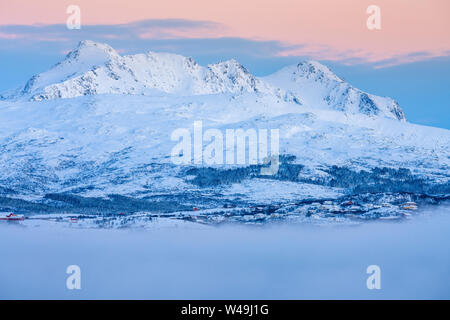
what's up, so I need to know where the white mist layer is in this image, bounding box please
[1,204,449,299]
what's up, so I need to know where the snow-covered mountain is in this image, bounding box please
[0,41,448,219]
[5,40,402,121]
[264,61,406,121]
[10,40,277,101]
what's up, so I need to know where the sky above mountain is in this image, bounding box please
[1,0,449,64]
[0,0,449,128]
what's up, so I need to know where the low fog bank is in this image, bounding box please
[1,205,450,299]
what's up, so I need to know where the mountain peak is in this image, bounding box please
[65,40,119,62]
[218,58,241,66]
[78,40,107,47]
[17,41,120,98]
[264,60,406,121]
[296,60,343,82]
[210,59,249,73]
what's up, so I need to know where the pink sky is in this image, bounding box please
[1,0,449,65]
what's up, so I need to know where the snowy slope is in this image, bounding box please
[0,41,448,214]
[0,92,448,201]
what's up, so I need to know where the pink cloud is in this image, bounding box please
[0,0,449,66]
[0,32,25,39]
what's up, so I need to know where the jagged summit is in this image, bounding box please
[18,40,120,98]
[297,60,344,82]
[4,40,405,121]
[206,59,269,94]
[64,40,120,62]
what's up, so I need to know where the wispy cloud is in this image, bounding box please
[0,19,227,43]
[1,0,449,68]
[0,19,298,61]
[278,45,450,69]
[0,18,449,69]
